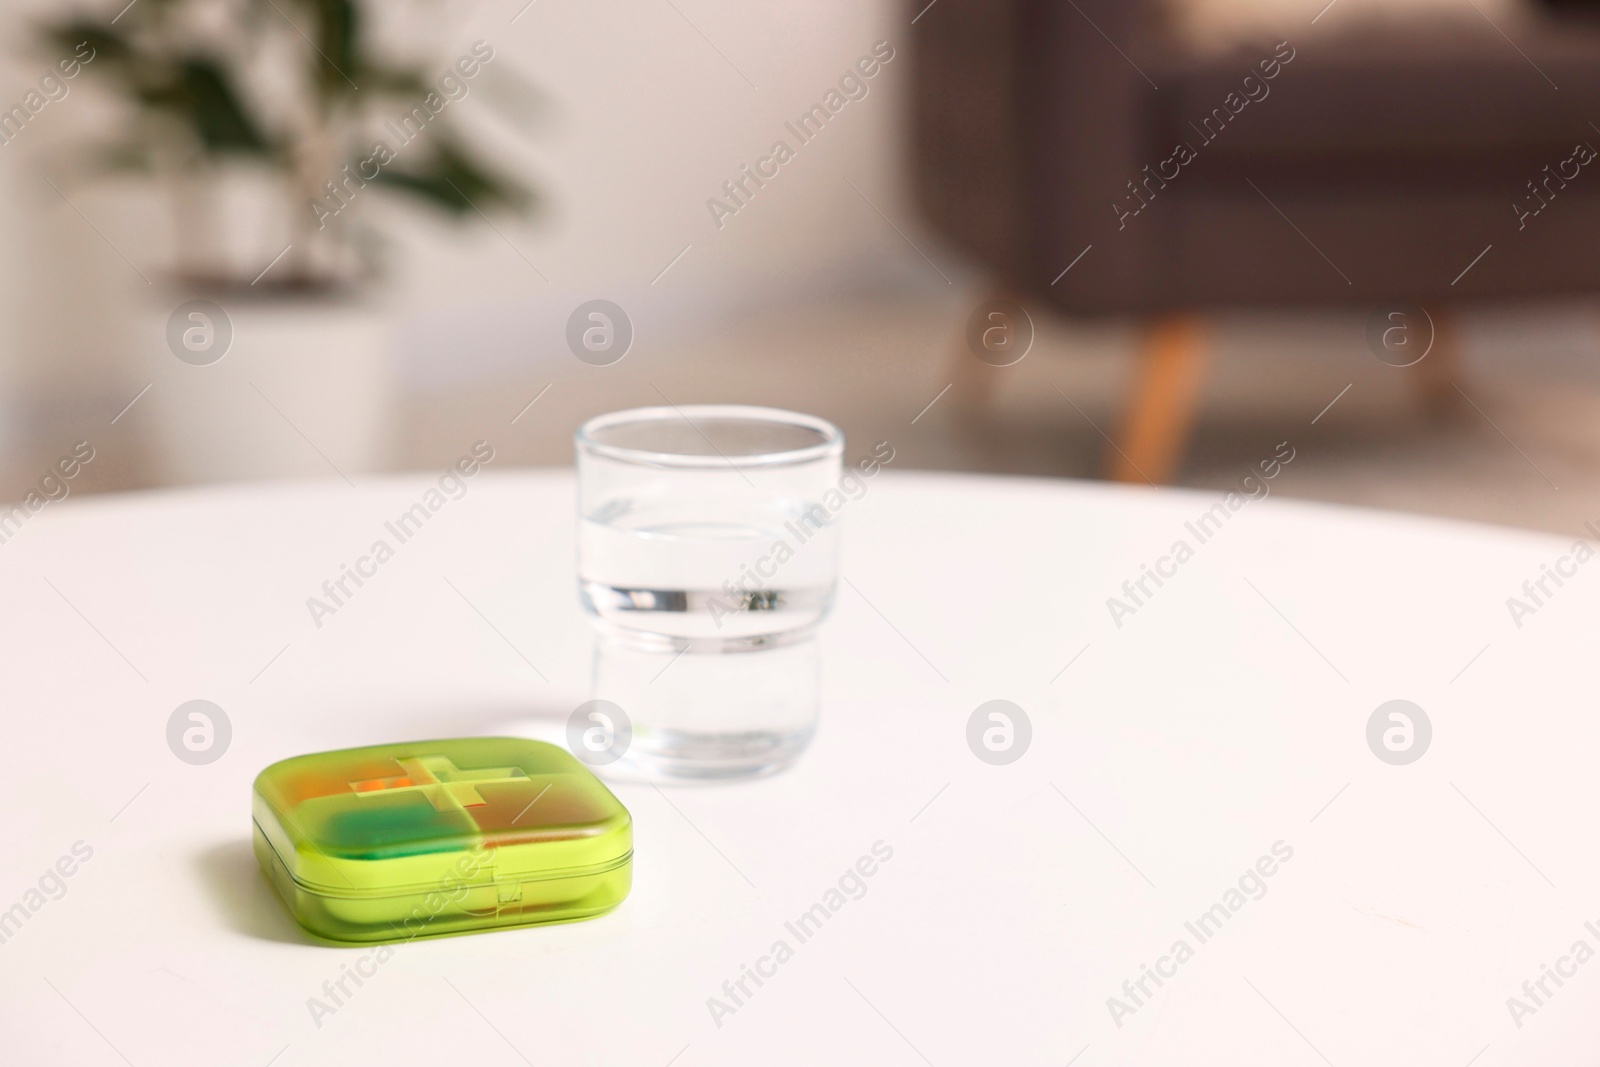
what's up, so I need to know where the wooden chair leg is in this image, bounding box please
[1413,309,1463,419]
[1105,315,1208,484]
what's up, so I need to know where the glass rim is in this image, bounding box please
[574,405,844,470]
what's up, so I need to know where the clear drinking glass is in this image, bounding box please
[575,405,845,652]
[591,636,820,780]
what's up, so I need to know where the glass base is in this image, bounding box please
[608,727,815,782]
[588,620,822,654]
[587,633,821,781]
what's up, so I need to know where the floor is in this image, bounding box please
[398,291,1600,539]
[10,288,1597,539]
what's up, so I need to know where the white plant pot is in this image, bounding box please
[141,296,394,486]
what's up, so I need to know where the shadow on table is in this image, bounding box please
[193,839,318,946]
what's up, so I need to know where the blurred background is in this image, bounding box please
[3,0,1600,534]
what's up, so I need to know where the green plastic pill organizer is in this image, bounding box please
[252,737,632,942]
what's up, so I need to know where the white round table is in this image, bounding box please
[2,470,1595,1066]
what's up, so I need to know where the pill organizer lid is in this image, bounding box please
[252,737,631,894]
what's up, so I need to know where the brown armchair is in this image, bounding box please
[911,0,1600,480]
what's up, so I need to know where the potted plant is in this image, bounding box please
[38,0,535,483]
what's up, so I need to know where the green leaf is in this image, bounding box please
[365,169,468,212]
[39,22,133,67]
[357,63,433,98]
[369,139,535,218]
[322,0,360,72]
[308,0,361,101]
[180,58,271,153]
